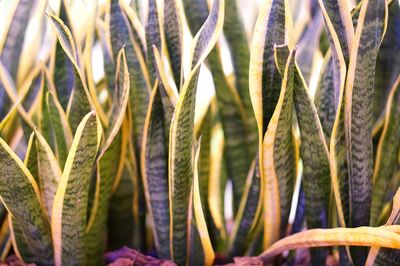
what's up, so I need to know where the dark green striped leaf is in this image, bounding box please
[141,82,170,259]
[146,0,162,85]
[370,75,400,225]
[293,60,331,265]
[163,0,183,88]
[373,0,400,124]
[168,0,224,263]
[52,111,102,265]
[47,14,94,133]
[261,49,296,248]
[0,138,54,265]
[109,0,150,154]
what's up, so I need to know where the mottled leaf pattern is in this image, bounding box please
[168,0,224,263]
[0,138,54,265]
[52,112,101,266]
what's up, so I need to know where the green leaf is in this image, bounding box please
[370,75,400,225]
[223,0,256,137]
[0,0,33,78]
[367,188,400,265]
[109,0,150,153]
[34,129,62,219]
[262,48,296,249]
[47,14,94,133]
[228,159,262,257]
[343,0,387,262]
[168,0,224,263]
[0,138,54,265]
[163,0,183,88]
[141,83,170,259]
[46,91,73,168]
[293,58,331,265]
[373,0,400,124]
[249,0,291,137]
[188,138,215,266]
[145,0,162,85]
[344,0,387,227]
[208,47,252,213]
[51,111,102,266]
[52,0,75,109]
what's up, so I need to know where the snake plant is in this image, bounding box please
[0,0,399,265]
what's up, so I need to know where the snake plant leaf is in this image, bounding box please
[188,139,215,266]
[208,114,228,251]
[141,81,170,259]
[9,215,35,263]
[296,11,324,85]
[121,3,147,60]
[0,138,54,265]
[39,71,54,152]
[195,107,212,229]
[367,188,400,265]
[153,46,177,133]
[169,0,224,263]
[96,19,116,96]
[52,0,75,109]
[373,0,400,124]
[107,160,141,251]
[314,54,336,141]
[10,133,42,263]
[0,0,35,81]
[249,0,292,138]
[25,133,39,184]
[318,0,354,61]
[344,0,387,263]
[109,0,150,153]
[260,226,400,262]
[208,47,252,213]
[262,48,296,249]
[182,0,209,35]
[51,111,102,266]
[0,61,35,134]
[85,129,128,265]
[293,61,331,265]
[183,0,253,212]
[223,0,257,139]
[344,0,387,228]
[145,0,162,85]
[34,129,62,219]
[163,0,183,88]
[228,158,262,257]
[86,48,130,263]
[370,75,400,225]
[47,14,94,133]
[46,91,73,168]
[317,0,352,231]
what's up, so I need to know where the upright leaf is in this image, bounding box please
[293,59,331,264]
[34,129,62,219]
[163,0,183,88]
[86,48,130,264]
[168,0,224,263]
[344,0,387,263]
[188,139,215,266]
[262,49,296,248]
[0,138,54,265]
[141,82,170,259]
[109,0,150,153]
[47,14,94,132]
[370,75,400,225]
[373,0,400,123]
[52,112,102,266]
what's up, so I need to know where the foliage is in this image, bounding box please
[0,0,399,265]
